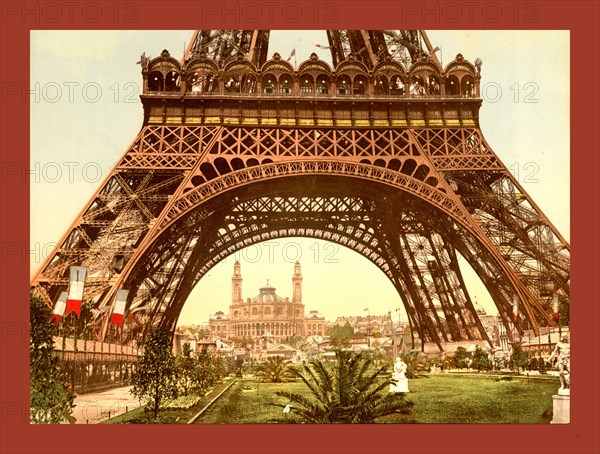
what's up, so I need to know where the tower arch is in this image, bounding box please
[30,30,569,354]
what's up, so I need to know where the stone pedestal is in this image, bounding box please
[550,394,570,424]
[397,377,410,393]
[389,377,410,393]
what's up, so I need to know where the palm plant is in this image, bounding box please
[256,356,295,383]
[399,351,429,378]
[273,350,413,423]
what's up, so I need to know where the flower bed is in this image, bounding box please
[162,394,202,410]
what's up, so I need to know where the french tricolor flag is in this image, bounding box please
[52,292,68,324]
[65,266,87,317]
[110,289,129,328]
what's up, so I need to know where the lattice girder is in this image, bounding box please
[441,169,570,320]
[186,30,432,70]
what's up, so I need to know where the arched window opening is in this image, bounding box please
[148,71,164,91]
[214,157,233,175]
[425,176,439,187]
[262,74,276,94]
[279,75,292,94]
[316,75,330,94]
[353,75,368,95]
[390,75,405,95]
[224,75,241,92]
[410,75,426,96]
[336,75,351,95]
[414,164,430,181]
[188,71,217,93]
[374,75,389,95]
[445,75,459,96]
[230,157,245,170]
[300,75,314,94]
[461,75,475,97]
[401,158,417,175]
[241,74,257,93]
[388,159,401,171]
[428,75,441,95]
[165,71,180,92]
[200,162,218,181]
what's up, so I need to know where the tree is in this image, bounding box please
[326,322,355,348]
[470,346,492,371]
[509,343,529,372]
[213,355,228,379]
[273,350,413,423]
[193,351,221,392]
[256,356,295,383]
[131,329,178,419]
[175,343,195,395]
[30,297,76,424]
[452,346,469,369]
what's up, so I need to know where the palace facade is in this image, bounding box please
[208,261,327,343]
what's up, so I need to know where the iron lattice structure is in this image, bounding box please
[31,30,569,351]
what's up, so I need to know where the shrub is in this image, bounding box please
[30,297,76,424]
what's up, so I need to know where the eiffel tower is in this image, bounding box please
[30,30,570,351]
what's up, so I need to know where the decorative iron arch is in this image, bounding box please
[113,172,543,351]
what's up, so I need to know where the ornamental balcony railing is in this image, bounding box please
[142,90,480,101]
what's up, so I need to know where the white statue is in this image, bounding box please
[548,335,570,395]
[389,357,410,393]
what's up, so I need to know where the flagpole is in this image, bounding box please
[73,310,78,355]
[62,316,67,361]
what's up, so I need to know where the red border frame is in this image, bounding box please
[2,1,599,453]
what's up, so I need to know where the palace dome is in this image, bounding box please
[250,281,286,303]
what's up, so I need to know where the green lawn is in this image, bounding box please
[195,373,559,424]
[388,373,558,424]
[194,379,313,424]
